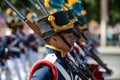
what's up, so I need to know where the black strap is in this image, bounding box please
[60,35,72,48]
[81,32,87,40]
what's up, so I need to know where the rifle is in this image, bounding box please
[68,48,96,80]
[89,46,112,73]
[5,0,41,36]
[79,31,112,74]
[28,0,48,16]
[37,0,49,16]
[65,57,89,80]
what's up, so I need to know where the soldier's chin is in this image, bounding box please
[66,47,73,52]
[70,46,74,51]
[66,44,74,52]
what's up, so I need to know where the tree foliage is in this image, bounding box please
[82,0,120,25]
[109,0,120,25]
[82,0,100,22]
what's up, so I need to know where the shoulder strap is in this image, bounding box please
[27,54,58,80]
[55,62,72,80]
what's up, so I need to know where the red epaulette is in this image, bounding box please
[73,45,80,55]
[27,54,58,80]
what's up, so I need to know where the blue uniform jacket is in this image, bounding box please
[30,45,76,80]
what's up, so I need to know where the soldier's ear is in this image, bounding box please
[48,35,58,46]
[52,35,58,42]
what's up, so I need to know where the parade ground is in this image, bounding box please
[98,47,120,80]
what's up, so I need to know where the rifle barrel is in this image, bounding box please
[5,0,25,20]
[37,0,49,16]
[5,0,41,36]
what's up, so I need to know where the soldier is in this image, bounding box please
[28,11,79,80]
[66,10,96,80]
[0,37,12,80]
[0,16,13,80]
[3,19,27,80]
[66,9,113,80]
[25,33,40,68]
[15,19,28,77]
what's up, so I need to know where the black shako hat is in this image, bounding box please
[67,10,88,31]
[36,11,76,39]
[67,10,78,23]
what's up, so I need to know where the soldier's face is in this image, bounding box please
[55,33,75,52]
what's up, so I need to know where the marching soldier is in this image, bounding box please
[66,10,96,80]
[0,37,12,80]
[3,19,27,80]
[28,11,81,80]
[67,9,113,80]
[0,16,13,80]
[25,33,40,68]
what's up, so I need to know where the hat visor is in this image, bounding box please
[59,28,77,34]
